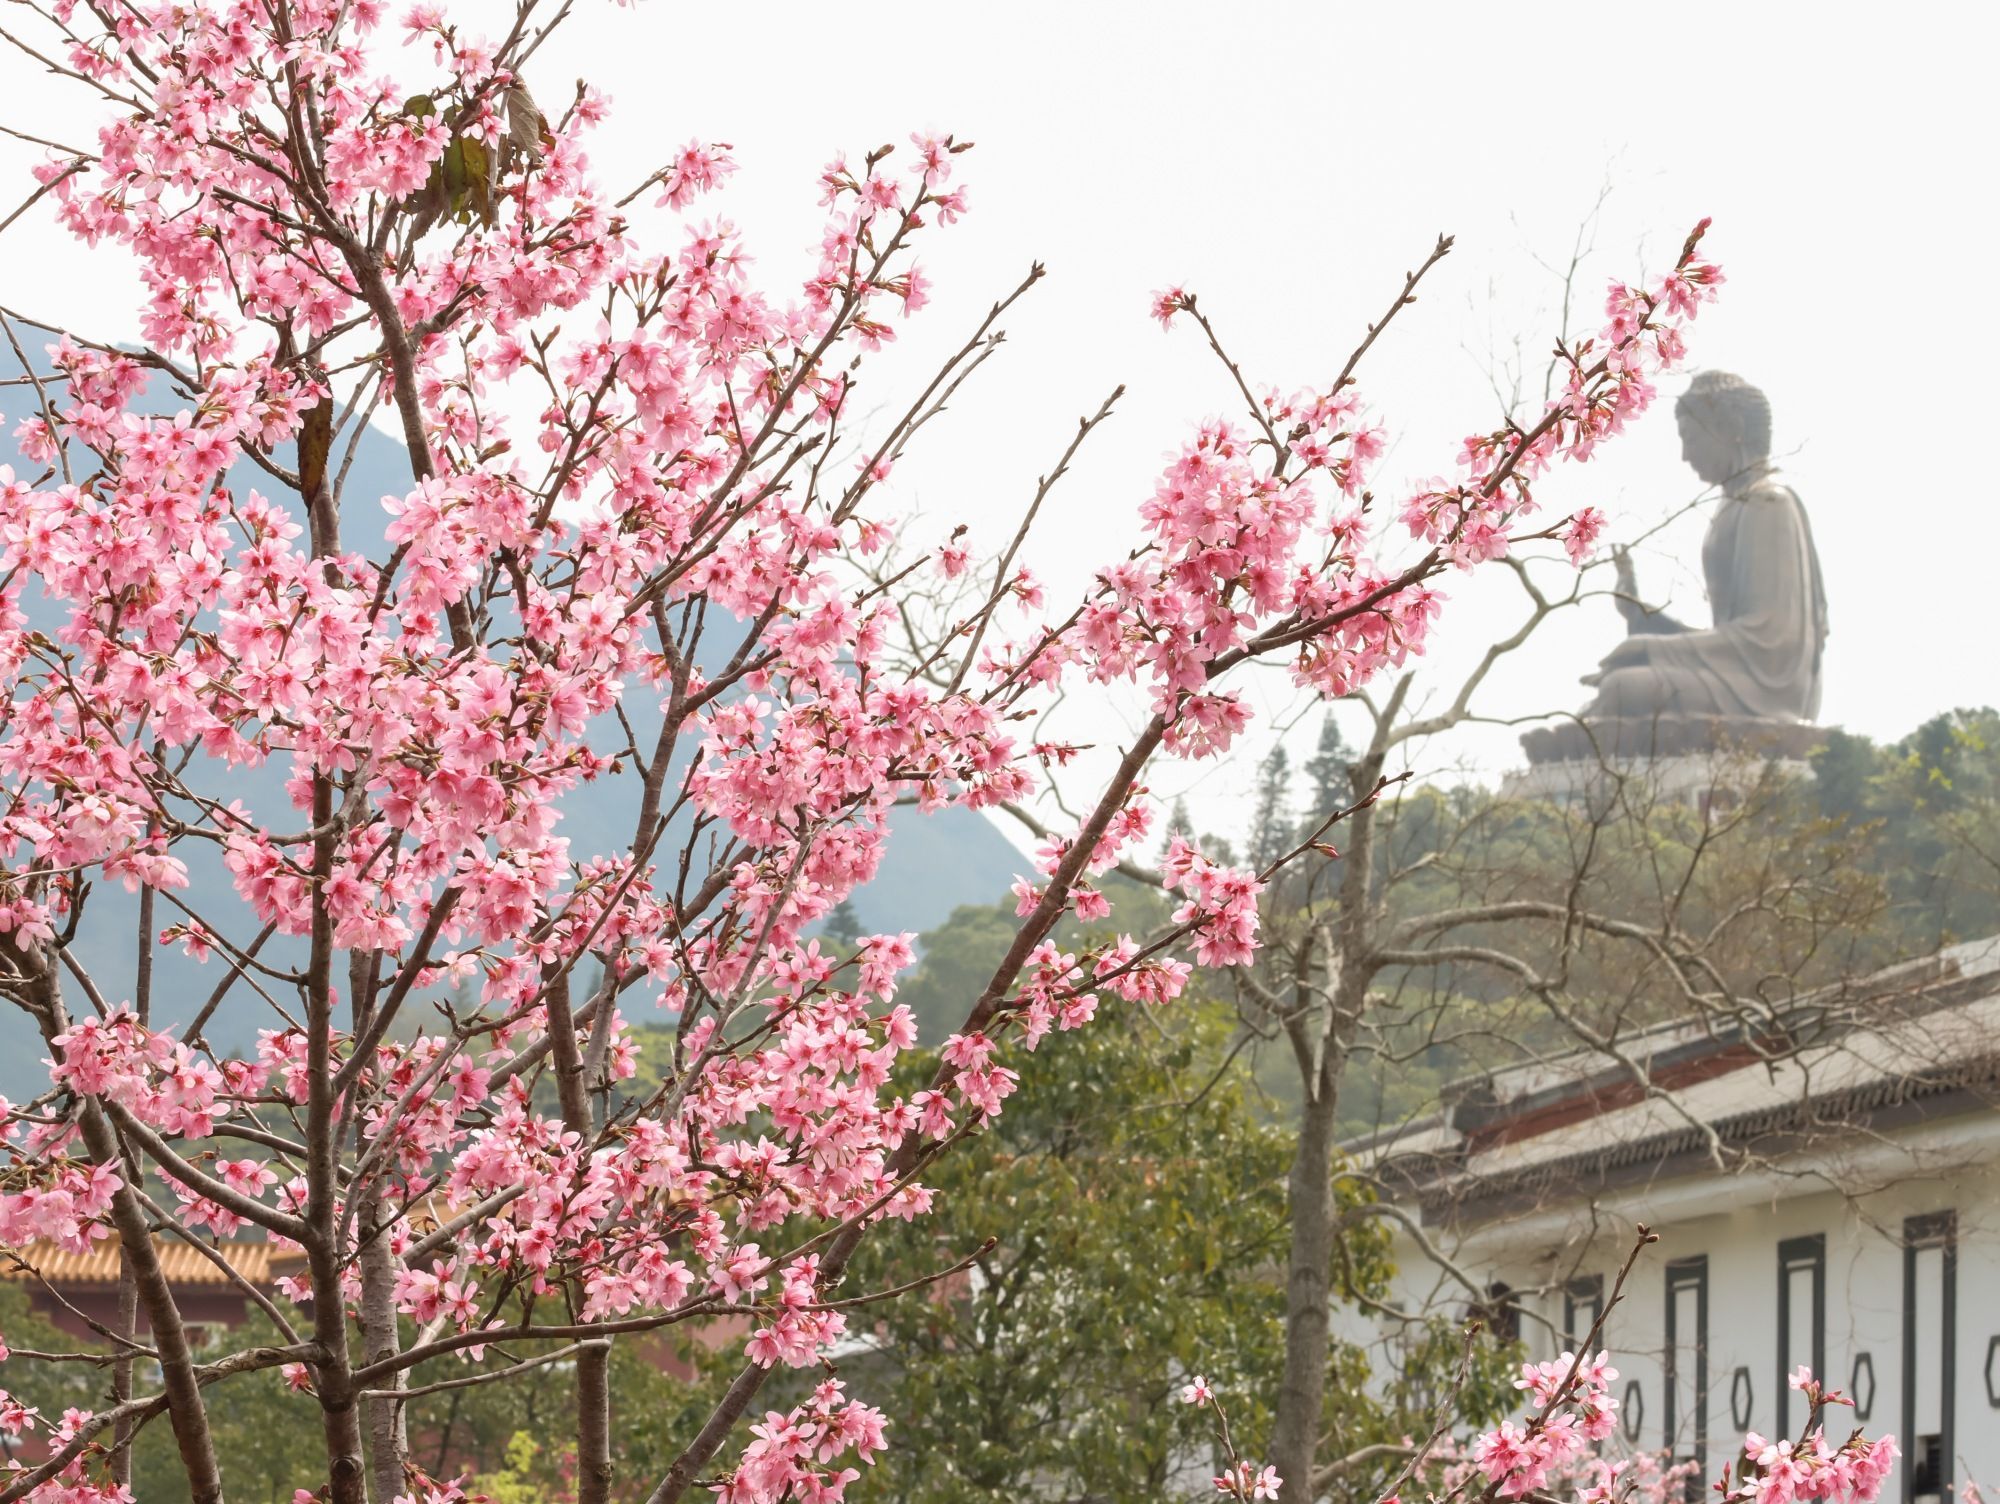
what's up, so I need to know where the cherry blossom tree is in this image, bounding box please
[0,1,1747,1501]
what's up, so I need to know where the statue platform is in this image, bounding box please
[1502,717,1827,808]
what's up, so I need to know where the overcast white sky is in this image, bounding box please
[3,1,1995,843]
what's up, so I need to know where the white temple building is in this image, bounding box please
[1344,937,2000,1504]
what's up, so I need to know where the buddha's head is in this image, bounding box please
[1676,371,1771,488]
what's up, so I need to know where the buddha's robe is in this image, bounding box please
[1588,478,1828,722]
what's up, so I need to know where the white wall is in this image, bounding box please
[1366,1122,2000,1502]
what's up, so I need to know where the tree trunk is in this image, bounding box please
[16,950,228,1503]
[548,972,614,1504]
[302,774,370,1504]
[314,1297,370,1504]
[110,1252,138,1489]
[358,1180,408,1504]
[1268,754,1381,1500]
[1270,1083,1342,1496]
[350,949,408,1504]
[80,1097,229,1504]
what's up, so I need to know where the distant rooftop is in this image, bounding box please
[1349,935,2000,1223]
[3,1236,306,1289]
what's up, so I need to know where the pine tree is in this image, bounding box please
[1248,742,1294,871]
[822,896,866,946]
[1303,712,1355,826]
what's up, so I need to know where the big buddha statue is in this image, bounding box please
[1560,371,1828,756]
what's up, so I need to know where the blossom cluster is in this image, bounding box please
[1727,1369,1899,1504]
[1401,232,1723,571]
[715,1380,890,1504]
[1216,1462,1285,1502]
[1733,1428,1900,1504]
[1449,1358,1896,1504]
[1162,835,1267,966]
[1473,1349,1622,1498]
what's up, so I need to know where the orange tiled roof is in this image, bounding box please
[1,1237,304,1289]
